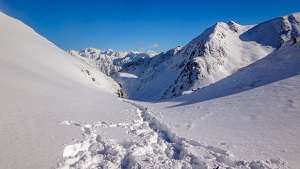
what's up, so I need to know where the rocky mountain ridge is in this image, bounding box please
[70,12,300,100]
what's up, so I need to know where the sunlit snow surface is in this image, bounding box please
[141,43,300,168]
[0,12,136,169]
[57,101,288,169]
[0,11,300,169]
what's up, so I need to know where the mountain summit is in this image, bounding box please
[71,12,300,100]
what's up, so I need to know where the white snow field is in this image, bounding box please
[64,12,299,169]
[0,11,299,169]
[141,42,300,169]
[0,12,137,169]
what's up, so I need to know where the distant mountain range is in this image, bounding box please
[69,12,300,101]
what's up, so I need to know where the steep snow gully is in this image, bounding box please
[56,100,288,169]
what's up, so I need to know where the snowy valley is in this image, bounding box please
[70,13,300,102]
[0,10,300,169]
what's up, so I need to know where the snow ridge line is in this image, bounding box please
[55,100,290,169]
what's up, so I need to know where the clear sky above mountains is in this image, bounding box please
[0,0,299,51]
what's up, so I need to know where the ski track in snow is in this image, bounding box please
[56,100,289,169]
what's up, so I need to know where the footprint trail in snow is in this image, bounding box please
[56,100,289,169]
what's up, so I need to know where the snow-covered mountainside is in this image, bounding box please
[1,10,299,169]
[72,12,300,101]
[58,37,300,168]
[142,40,300,169]
[0,12,137,169]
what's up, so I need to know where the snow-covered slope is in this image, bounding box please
[160,13,300,98]
[58,37,300,168]
[115,46,183,99]
[2,10,299,169]
[73,12,300,101]
[0,12,137,169]
[141,41,300,169]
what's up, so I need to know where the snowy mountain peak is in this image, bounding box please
[227,20,242,32]
[69,48,156,76]
[71,12,300,100]
[241,12,300,48]
[161,13,300,98]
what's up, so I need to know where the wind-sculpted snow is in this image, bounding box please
[56,101,289,169]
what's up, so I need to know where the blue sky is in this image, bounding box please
[0,0,299,52]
